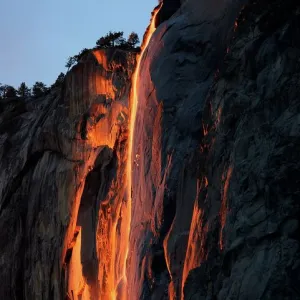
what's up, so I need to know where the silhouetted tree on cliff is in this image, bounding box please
[32,82,48,97]
[95,31,140,50]
[65,56,77,70]
[75,48,90,61]
[17,82,31,98]
[0,84,17,99]
[51,72,65,89]
[64,30,140,74]
[96,31,125,48]
[65,48,90,70]
[127,32,140,48]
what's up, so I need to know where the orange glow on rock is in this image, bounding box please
[219,166,233,250]
[67,227,92,299]
[62,46,137,300]
[181,179,208,298]
[163,218,176,300]
[203,123,209,136]
[93,50,110,71]
[234,20,238,32]
[215,107,222,128]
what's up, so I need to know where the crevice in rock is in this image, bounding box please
[64,227,81,265]
[14,250,25,300]
[80,113,89,140]
[65,146,117,298]
[152,248,168,276]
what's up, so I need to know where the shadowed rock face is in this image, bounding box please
[127,0,247,298]
[1,0,300,299]
[156,0,181,26]
[127,0,300,299]
[0,48,136,299]
[185,1,300,299]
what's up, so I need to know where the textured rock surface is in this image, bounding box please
[127,0,244,298]
[185,1,300,299]
[0,49,136,299]
[128,0,300,299]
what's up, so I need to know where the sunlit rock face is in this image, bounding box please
[129,0,300,299]
[0,48,136,299]
[1,0,300,299]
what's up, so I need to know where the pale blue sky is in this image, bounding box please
[0,0,157,88]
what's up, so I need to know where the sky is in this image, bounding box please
[0,0,157,88]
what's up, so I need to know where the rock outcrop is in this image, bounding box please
[1,0,300,299]
[0,49,136,299]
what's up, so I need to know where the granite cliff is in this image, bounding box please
[130,0,300,299]
[0,49,136,299]
[0,0,300,299]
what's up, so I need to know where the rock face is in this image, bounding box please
[127,0,247,298]
[185,1,300,299]
[128,0,300,299]
[1,0,300,299]
[0,49,136,299]
[156,0,181,25]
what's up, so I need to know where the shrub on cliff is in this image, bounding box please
[0,84,17,99]
[32,81,49,98]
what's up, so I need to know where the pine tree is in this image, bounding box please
[96,31,125,48]
[17,82,31,98]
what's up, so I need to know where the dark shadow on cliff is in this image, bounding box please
[156,0,181,27]
[76,146,116,296]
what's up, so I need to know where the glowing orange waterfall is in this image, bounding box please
[111,5,162,300]
[127,4,163,200]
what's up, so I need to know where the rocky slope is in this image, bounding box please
[0,0,300,299]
